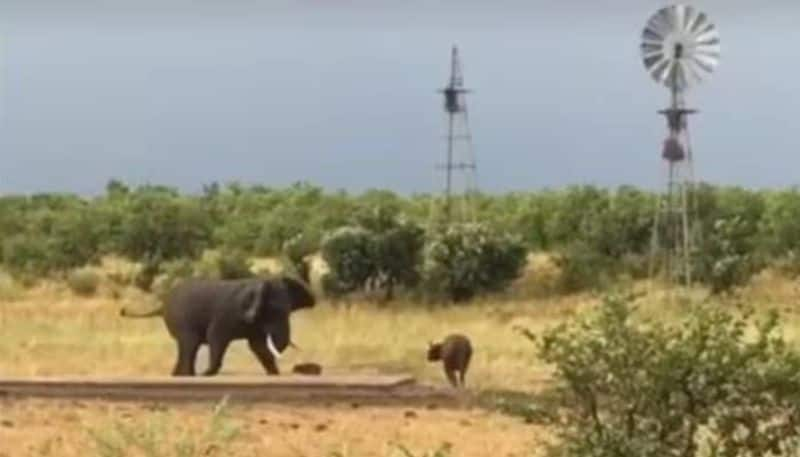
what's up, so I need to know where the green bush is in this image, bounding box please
[320,207,425,301]
[553,242,618,293]
[320,226,374,297]
[281,232,317,283]
[526,292,800,457]
[693,216,759,294]
[115,193,212,263]
[421,222,527,302]
[67,268,101,296]
[2,234,53,277]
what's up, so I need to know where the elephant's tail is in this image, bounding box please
[119,306,163,318]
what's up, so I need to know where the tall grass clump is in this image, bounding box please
[87,396,240,457]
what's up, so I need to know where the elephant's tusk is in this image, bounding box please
[266,334,283,360]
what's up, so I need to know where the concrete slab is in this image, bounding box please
[0,374,462,407]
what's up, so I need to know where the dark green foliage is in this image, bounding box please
[553,241,617,293]
[116,192,212,263]
[321,206,424,300]
[693,216,759,294]
[320,226,375,297]
[320,206,425,300]
[357,206,425,300]
[3,180,800,299]
[421,222,527,302]
[527,293,800,457]
[281,233,317,283]
[2,234,53,278]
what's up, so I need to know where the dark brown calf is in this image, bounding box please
[427,334,473,388]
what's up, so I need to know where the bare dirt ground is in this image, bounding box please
[0,398,550,457]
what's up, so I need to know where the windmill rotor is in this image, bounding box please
[641,4,720,92]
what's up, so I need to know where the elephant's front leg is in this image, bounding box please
[248,337,279,375]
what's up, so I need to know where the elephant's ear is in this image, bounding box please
[283,276,315,311]
[241,281,266,323]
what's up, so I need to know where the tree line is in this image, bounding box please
[1,179,799,300]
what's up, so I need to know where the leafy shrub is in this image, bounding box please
[421,223,526,302]
[67,268,101,296]
[116,193,212,263]
[552,242,618,293]
[693,216,759,294]
[255,205,310,255]
[525,292,800,457]
[361,207,425,300]
[321,208,425,300]
[281,232,317,283]
[2,234,52,277]
[320,226,374,297]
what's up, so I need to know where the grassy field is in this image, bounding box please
[1,258,799,456]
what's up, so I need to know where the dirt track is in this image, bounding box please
[0,374,470,407]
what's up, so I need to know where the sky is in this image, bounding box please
[0,0,797,195]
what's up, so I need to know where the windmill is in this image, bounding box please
[430,45,479,227]
[640,4,720,288]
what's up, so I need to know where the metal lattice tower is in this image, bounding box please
[431,45,478,226]
[649,87,697,287]
[641,4,720,288]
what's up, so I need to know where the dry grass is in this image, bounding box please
[0,268,565,456]
[3,256,800,455]
[0,282,571,389]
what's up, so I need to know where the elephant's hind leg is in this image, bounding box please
[173,336,200,376]
[248,337,279,375]
[203,333,231,376]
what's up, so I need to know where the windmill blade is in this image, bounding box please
[640,4,720,91]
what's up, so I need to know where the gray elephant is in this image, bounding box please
[120,275,315,376]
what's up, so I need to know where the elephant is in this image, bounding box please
[120,275,315,377]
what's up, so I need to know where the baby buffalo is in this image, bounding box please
[427,334,473,388]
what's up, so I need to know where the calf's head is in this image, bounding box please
[427,341,443,361]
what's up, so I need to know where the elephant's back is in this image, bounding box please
[162,278,254,332]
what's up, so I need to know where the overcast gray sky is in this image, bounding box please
[0,1,797,195]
